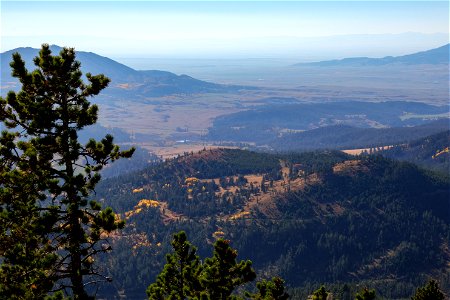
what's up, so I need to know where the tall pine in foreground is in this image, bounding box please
[0,147,57,299]
[0,44,134,299]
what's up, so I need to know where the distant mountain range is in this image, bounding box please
[1,45,234,97]
[3,44,448,97]
[296,44,449,67]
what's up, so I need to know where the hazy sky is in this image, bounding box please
[1,1,449,58]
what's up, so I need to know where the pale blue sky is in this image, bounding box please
[1,1,448,58]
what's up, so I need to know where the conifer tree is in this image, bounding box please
[0,44,133,299]
[246,277,289,300]
[148,232,276,300]
[411,280,445,300]
[0,150,56,299]
[355,288,376,300]
[200,239,256,299]
[312,286,329,300]
[146,231,202,299]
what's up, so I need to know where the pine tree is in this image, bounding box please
[146,231,202,299]
[246,277,289,300]
[147,232,270,300]
[0,44,133,299]
[0,150,56,299]
[355,288,376,300]
[411,280,445,300]
[312,286,328,300]
[200,239,256,299]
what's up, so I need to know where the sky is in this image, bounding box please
[1,1,449,59]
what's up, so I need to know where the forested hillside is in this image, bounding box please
[379,130,449,173]
[206,102,449,146]
[93,149,450,299]
[269,120,449,151]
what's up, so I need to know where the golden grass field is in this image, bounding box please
[342,145,395,155]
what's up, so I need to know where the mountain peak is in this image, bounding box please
[1,45,230,97]
[1,45,139,82]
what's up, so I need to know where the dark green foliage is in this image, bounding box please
[181,148,280,179]
[0,158,56,299]
[270,120,449,152]
[146,231,202,299]
[147,231,282,300]
[201,239,256,299]
[246,277,289,300]
[44,291,70,300]
[0,44,133,298]
[355,288,376,300]
[380,130,449,173]
[91,149,449,299]
[312,286,328,300]
[411,280,446,300]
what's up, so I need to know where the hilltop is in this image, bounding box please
[94,148,450,299]
[1,45,234,97]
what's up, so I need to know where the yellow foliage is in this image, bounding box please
[187,189,193,194]
[185,177,199,186]
[229,211,250,220]
[124,199,160,219]
[132,188,144,193]
[214,231,225,236]
[433,147,449,159]
[137,199,160,208]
